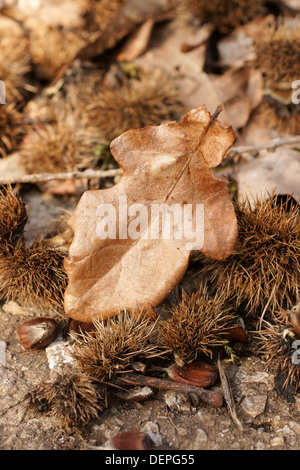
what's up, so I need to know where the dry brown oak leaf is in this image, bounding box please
[64,106,238,322]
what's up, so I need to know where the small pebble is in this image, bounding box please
[240,395,267,418]
[270,436,285,447]
[0,340,6,366]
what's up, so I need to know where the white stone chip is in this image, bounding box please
[45,336,74,370]
[0,340,6,366]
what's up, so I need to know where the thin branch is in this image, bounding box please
[217,357,244,432]
[1,135,299,186]
[227,136,300,158]
[0,168,123,186]
[109,373,224,407]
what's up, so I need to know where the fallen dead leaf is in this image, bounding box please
[234,147,300,205]
[77,0,172,61]
[64,105,238,322]
[116,18,155,62]
[217,14,275,69]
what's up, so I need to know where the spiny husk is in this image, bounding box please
[0,239,67,310]
[82,0,127,33]
[253,96,300,135]
[256,314,300,390]
[179,0,266,33]
[0,103,25,157]
[85,69,185,140]
[23,62,106,125]
[158,283,236,364]
[0,185,27,244]
[252,17,300,134]
[71,311,166,380]
[0,28,31,102]
[29,26,85,81]
[197,195,300,316]
[253,17,300,98]
[20,114,103,174]
[25,371,103,430]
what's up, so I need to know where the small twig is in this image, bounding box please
[0,168,123,186]
[166,408,181,433]
[227,136,300,159]
[217,358,244,432]
[1,136,298,186]
[109,373,223,407]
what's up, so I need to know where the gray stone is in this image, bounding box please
[164,391,193,414]
[0,341,6,366]
[45,336,74,370]
[240,395,267,418]
[194,428,208,448]
[141,421,162,447]
[270,436,285,447]
[288,421,300,436]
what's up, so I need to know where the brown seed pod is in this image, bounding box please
[256,314,300,390]
[252,17,300,135]
[196,195,300,316]
[179,0,266,33]
[82,0,127,34]
[0,185,27,245]
[71,311,166,380]
[25,371,103,430]
[0,103,25,157]
[17,317,59,350]
[106,431,154,450]
[86,68,185,140]
[0,239,68,310]
[166,361,218,388]
[29,26,85,81]
[158,284,236,364]
[222,323,249,343]
[252,97,300,136]
[68,319,96,339]
[253,18,300,102]
[20,116,103,175]
[0,24,31,102]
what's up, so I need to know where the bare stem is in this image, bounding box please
[0,168,123,186]
[109,373,224,407]
[227,136,300,158]
[1,136,299,186]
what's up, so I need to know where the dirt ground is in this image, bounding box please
[1,314,300,451]
[0,190,300,452]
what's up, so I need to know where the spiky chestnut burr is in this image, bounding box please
[0,239,68,310]
[0,28,31,102]
[71,311,166,380]
[29,26,84,81]
[25,371,103,430]
[253,17,300,135]
[17,317,59,350]
[196,195,300,316]
[20,117,103,175]
[179,0,266,33]
[158,284,236,364]
[0,185,27,245]
[256,312,300,391]
[0,103,25,157]
[85,68,185,140]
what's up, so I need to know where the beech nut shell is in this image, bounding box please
[68,319,96,338]
[106,431,154,450]
[289,303,300,337]
[167,361,218,388]
[17,317,59,350]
